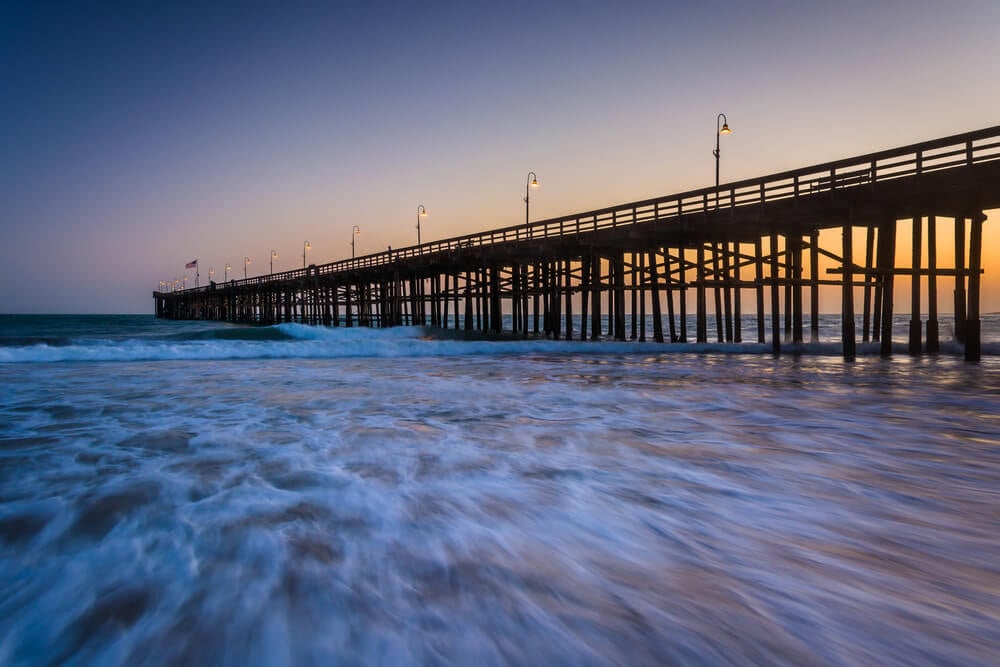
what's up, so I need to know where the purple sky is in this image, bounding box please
[2,1,998,313]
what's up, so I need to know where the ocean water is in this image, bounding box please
[1,314,999,666]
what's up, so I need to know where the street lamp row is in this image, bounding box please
[170,117,730,290]
[169,185,517,289]
[199,242,307,283]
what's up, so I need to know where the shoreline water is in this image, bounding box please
[2,315,999,665]
[0,313,998,363]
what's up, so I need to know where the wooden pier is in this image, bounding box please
[155,126,1000,361]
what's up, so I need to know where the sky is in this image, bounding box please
[1,0,999,314]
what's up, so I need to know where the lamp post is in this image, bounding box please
[302,241,311,268]
[416,205,427,245]
[271,250,277,275]
[173,279,179,292]
[244,256,250,279]
[209,267,215,284]
[714,113,732,209]
[524,172,539,225]
[352,225,361,258]
[225,263,231,281]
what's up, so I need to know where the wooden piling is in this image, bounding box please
[345,285,354,327]
[606,262,614,340]
[908,216,922,355]
[862,225,875,342]
[678,248,688,343]
[927,215,939,352]
[770,233,781,355]
[792,234,804,344]
[954,215,967,343]
[551,262,562,339]
[665,249,677,342]
[722,243,733,342]
[591,255,601,340]
[696,244,707,343]
[878,217,897,357]
[649,249,664,343]
[965,212,984,362]
[714,244,724,343]
[565,259,574,340]
[533,263,541,335]
[464,271,473,331]
[784,236,793,342]
[580,255,590,341]
[638,252,646,342]
[522,263,530,335]
[733,242,742,343]
[491,266,502,334]
[842,221,856,360]
[755,238,765,343]
[614,253,626,341]
[810,231,819,343]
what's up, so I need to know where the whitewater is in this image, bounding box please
[1,314,999,665]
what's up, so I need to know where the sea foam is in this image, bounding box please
[0,321,992,363]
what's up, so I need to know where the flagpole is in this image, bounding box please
[196,264,200,288]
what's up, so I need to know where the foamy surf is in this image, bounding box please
[0,319,995,363]
[2,336,999,665]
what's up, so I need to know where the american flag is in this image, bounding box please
[185,259,198,269]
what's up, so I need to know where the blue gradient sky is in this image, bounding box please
[2,1,998,313]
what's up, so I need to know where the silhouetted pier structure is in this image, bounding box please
[155,126,1000,361]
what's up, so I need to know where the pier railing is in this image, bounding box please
[171,125,1000,293]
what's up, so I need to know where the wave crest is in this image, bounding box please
[0,324,995,363]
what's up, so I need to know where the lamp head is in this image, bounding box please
[719,123,732,135]
[305,242,311,250]
[530,178,539,188]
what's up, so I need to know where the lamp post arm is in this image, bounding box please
[714,113,730,208]
[525,172,537,226]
